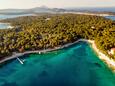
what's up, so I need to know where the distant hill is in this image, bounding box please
[0,6,115,15]
[0,6,66,14]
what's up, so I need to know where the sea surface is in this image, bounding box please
[0,42,115,86]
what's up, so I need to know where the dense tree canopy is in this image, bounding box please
[0,14,115,59]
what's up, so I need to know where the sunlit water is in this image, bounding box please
[0,42,115,86]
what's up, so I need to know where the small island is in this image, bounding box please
[0,14,115,70]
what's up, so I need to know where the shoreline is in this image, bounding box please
[0,39,85,64]
[63,12,115,17]
[0,39,115,71]
[88,40,115,71]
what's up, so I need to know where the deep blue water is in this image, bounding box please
[0,42,115,86]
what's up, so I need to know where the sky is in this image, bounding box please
[0,0,115,9]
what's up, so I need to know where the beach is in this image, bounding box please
[88,40,115,71]
[0,39,115,71]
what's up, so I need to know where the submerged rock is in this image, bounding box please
[94,62,102,68]
[38,70,48,77]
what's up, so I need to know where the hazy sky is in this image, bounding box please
[0,0,115,9]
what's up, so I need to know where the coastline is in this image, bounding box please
[0,39,115,71]
[0,39,85,64]
[88,40,115,71]
[63,12,115,17]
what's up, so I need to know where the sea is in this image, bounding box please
[0,13,115,86]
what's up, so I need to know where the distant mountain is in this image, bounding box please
[0,6,66,14]
[0,6,115,15]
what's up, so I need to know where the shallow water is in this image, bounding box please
[0,42,115,86]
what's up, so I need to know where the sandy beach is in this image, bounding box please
[0,39,115,71]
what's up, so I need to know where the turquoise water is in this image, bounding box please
[0,42,115,86]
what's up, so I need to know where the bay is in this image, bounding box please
[0,42,115,86]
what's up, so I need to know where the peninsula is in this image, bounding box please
[0,14,115,70]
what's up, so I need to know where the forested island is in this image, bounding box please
[0,14,115,61]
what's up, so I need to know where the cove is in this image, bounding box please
[0,41,115,86]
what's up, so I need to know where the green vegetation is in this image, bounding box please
[0,14,115,59]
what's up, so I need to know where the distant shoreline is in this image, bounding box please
[63,12,115,16]
[0,39,115,72]
[0,12,114,17]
